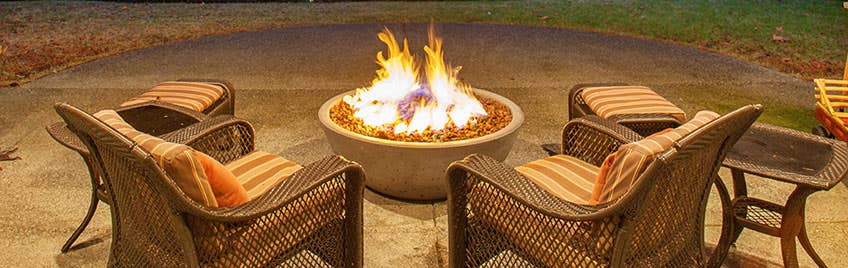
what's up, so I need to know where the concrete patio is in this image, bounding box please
[0,23,845,267]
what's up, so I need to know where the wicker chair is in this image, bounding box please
[47,79,235,253]
[54,103,364,267]
[447,104,762,267]
[568,83,683,136]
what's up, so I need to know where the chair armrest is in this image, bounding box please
[160,115,255,164]
[561,115,642,166]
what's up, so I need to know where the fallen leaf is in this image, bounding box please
[772,34,789,42]
[539,16,549,20]
[121,5,128,11]
[776,26,783,31]
[0,46,6,56]
[0,147,21,170]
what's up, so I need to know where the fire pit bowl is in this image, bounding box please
[319,88,523,201]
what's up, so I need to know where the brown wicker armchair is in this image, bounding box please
[447,104,762,267]
[47,79,235,253]
[54,103,364,267]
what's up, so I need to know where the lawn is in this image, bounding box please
[1,0,846,130]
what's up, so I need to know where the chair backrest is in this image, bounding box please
[613,104,762,267]
[54,103,197,267]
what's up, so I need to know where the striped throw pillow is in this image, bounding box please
[120,81,225,112]
[94,110,221,207]
[581,86,687,122]
[592,111,720,204]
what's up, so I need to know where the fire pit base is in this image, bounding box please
[318,89,524,201]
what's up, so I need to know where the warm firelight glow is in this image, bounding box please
[342,25,487,135]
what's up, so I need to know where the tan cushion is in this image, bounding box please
[581,86,686,122]
[94,110,219,207]
[515,155,600,205]
[594,111,720,204]
[224,151,303,199]
[120,81,225,112]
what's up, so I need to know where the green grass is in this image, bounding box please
[670,85,818,131]
[1,0,846,130]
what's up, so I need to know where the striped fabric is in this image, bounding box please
[515,155,600,205]
[581,86,687,122]
[120,81,225,112]
[593,111,720,204]
[224,151,303,199]
[94,110,219,207]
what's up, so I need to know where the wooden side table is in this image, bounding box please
[713,123,848,268]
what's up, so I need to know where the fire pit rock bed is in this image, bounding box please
[319,88,524,200]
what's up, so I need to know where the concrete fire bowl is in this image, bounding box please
[318,89,524,201]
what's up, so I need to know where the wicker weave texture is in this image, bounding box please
[448,105,762,268]
[55,103,364,267]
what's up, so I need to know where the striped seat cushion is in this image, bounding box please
[94,110,220,207]
[225,151,303,199]
[581,86,687,122]
[120,81,225,112]
[515,155,600,205]
[593,111,720,204]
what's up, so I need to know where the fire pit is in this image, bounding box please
[318,25,523,200]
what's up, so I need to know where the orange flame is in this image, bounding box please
[342,25,487,135]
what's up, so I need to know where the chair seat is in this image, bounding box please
[121,81,226,112]
[581,86,686,122]
[225,151,303,199]
[515,155,599,205]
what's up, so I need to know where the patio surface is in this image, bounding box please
[0,23,845,267]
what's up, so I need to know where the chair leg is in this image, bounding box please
[707,177,734,268]
[798,224,828,268]
[61,188,99,253]
[730,169,748,244]
[780,236,799,268]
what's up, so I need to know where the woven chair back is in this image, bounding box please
[55,103,196,267]
[616,104,762,266]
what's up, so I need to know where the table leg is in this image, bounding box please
[799,223,828,268]
[780,186,819,268]
[61,186,99,253]
[730,168,747,244]
[707,176,734,268]
[781,236,799,268]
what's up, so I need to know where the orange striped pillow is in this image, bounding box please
[94,110,224,207]
[194,151,250,207]
[591,111,720,204]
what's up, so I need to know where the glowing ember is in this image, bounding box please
[341,24,489,136]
